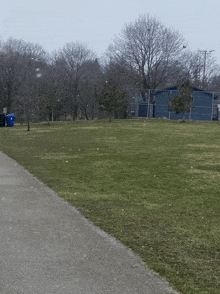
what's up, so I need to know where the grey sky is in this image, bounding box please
[1,0,220,64]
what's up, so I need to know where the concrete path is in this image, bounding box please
[0,150,179,294]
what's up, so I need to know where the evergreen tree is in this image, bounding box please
[168,80,194,118]
[96,82,128,121]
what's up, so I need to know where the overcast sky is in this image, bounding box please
[1,0,220,64]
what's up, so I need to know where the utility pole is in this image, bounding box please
[199,50,214,89]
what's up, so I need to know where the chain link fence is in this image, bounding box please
[129,89,220,121]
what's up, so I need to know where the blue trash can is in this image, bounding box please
[6,113,15,127]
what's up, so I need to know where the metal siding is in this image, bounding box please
[192,92,212,120]
[193,92,212,107]
[170,112,190,120]
[155,105,169,118]
[191,106,212,120]
[154,92,169,118]
[154,90,213,120]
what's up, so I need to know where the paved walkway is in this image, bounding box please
[0,150,179,294]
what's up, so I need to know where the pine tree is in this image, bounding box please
[96,82,128,121]
[168,80,194,119]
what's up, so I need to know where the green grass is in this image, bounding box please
[0,119,219,294]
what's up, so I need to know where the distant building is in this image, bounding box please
[132,87,219,121]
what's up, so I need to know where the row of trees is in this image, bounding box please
[0,14,219,122]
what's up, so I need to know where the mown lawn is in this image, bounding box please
[0,119,219,294]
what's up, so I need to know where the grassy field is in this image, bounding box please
[0,119,219,294]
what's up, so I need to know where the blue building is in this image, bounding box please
[154,86,218,121]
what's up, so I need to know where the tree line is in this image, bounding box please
[0,14,219,122]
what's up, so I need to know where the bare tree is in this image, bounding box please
[107,14,184,90]
[52,42,99,119]
[77,59,102,119]
[178,50,219,90]
[209,74,220,92]
[102,56,141,90]
[0,37,47,118]
[201,54,220,90]
[158,49,220,91]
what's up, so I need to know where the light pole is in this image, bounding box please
[199,50,214,89]
[27,66,42,131]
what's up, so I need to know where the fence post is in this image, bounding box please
[169,90,172,119]
[211,92,214,121]
[147,89,150,118]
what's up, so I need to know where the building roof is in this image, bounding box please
[156,86,218,99]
